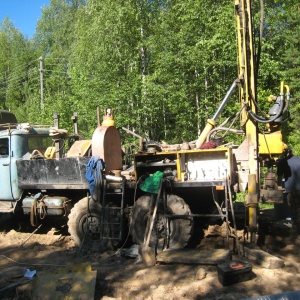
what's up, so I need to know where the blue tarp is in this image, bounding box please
[85,156,105,200]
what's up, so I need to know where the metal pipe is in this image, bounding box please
[247,173,258,243]
[105,174,123,183]
[195,79,238,148]
[120,127,144,152]
[212,79,239,121]
[96,106,101,127]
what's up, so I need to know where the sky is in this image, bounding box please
[0,0,50,38]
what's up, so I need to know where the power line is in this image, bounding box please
[7,66,39,76]
[0,78,39,91]
[6,58,40,71]
[0,57,72,105]
[0,59,40,80]
[0,57,68,79]
[0,73,39,86]
[0,66,38,79]
[43,69,69,74]
[0,68,71,87]
[44,57,68,61]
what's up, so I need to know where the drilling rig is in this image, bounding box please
[0,0,290,253]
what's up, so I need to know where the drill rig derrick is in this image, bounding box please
[235,0,290,242]
[195,0,290,243]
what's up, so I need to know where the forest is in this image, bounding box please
[0,0,299,152]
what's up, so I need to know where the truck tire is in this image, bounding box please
[130,194,193,251]
[68,197,121,252]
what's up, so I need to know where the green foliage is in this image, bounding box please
[0,19,33,114]
[0,0,298,149]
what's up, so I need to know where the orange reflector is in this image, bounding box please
[229,262,244,269]
[216,186,224,190]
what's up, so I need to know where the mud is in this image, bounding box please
[1,210,300,300]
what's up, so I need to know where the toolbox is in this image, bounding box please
[217,260,252,286]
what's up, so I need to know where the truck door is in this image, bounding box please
[0,137,21,200]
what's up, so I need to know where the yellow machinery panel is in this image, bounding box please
[134,148,234,187]
[258,132,284,155]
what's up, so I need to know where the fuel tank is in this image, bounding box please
[22,196,70,216]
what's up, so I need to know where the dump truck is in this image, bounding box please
[0,0,290,253]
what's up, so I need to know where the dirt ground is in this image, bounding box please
[1,210,300,300]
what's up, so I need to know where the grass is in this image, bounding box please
[235,191,274,210]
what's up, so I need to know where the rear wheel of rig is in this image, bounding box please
[68,197,121,252]
[130,194,194,251]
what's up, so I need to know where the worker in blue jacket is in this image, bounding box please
[277,147,300,233]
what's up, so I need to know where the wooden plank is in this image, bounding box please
[241,246,285,269]
[156,248,229,265]
[32,263,96,300]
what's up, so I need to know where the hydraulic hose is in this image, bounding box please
[282,83,291,115]
[246,99,284,124]
[247,82,290,124]
[247,96,284,124]
[207,127,244,142]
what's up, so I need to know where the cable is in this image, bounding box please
[43,69,69,74]
[0,80,39,92]
[207,106,245,141]
[43,63,68,67]
[0,73,28,85]
[44,57,68,61]
[0,67,38,82]
[0,58,70,87]
[0,255,66,267]
[246,99,285,124]
[12,58,40,70]
[0,59,39,77]
[0,57,65,79]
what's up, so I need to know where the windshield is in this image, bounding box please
[27,136,53,153]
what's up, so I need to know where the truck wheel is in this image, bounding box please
[68,197,121,252]
[130,194,193,251]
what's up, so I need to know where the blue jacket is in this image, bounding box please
[85,156,105,200]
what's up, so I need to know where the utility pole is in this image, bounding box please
[39,56,44,110]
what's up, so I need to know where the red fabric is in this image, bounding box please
[200,141,217,149]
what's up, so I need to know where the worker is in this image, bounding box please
[276,147,300,233]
